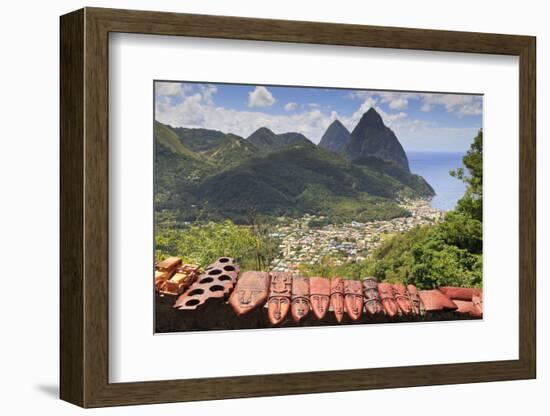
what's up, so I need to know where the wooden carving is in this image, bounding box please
[453,300,482,318]
[418,289,458,312]
[472,292,483,315]
[228,271,270,316]
[330,277,345,323]
[344,280,363,321]
[378,282,399,318]
[291,276,310,323]
[267,272,292,325]
[439,286,481,301]
[309,277,330,320]
[158,264,199,296]
[174,257,239,310]
[407,284,424,316]
[154,256,182,291]
[392,283,413,316]
[362,277,384,317]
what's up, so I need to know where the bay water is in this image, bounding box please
[408,152,467,211]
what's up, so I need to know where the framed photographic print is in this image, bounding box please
[60,7,536,408]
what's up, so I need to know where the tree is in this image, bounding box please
[451,129,483,222]
[361,129,484,289]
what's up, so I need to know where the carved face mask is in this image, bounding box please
[344,280,363,321]
[291,276,310,323]
[330,277,345,323]
[228,271,270,316]
[362,277,384,316]
[406,284,423,316]
[309,277,330,320]
[392,283,413,316]
[378,282,399,318]
[267,272,292,325]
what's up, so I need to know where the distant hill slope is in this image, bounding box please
[154,121,204,160]
[345,108,410,172]
[190,144,433,223]
[246,127,313,151]
[171,126,227,152]
[170,126,258,164]
[319,120,351,153]
[154,121,213,213]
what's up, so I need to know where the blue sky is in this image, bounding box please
[155,81,482,153]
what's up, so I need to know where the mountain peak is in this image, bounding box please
[359,107,385,128]
[328,119,345,128]
[345,108,410,172]
[319,119,351,153]
[251,126,276,136]
[247,127,312,152]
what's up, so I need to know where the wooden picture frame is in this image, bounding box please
[60,7,536,408]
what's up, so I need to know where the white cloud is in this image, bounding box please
[198,84,217,105]
[155,82,196,99]
[348,91,418,111]
[346,90,370,100]
[347,90,482,117]
[248,86,276,108]
[421,103,432,112]
[156,91,332,142]
[340,96,378,131]
[155,82,183,96]
[388,97,408,110]
[375,107,408,124]
[284,102,298,111]
[155,86,481,150]
[308,103,321,108]
[419,94,482,117]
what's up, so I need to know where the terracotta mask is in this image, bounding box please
[175,258,239,310]
[378,282,399,318]
[344,280,363,321]
[392,283,413,316]
[439,286,481,301]
[362,277,384,316]
[291,276,310,322]
[267,272,292,325]
[453,300,482,318]
[330,277,345,323]
[228,271,270,316]
[472,292,483,316]
[418,289,457,312]
[309,277,330,320]
[406,284,424,316]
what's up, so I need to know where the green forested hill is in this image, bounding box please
[246,127,313,151]
[154,121,435,226]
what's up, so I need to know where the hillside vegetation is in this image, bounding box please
[155,118,434,226]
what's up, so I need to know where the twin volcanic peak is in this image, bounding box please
[318,119,352,153]
[345,108,410,172]
[154,112,434,224]
[319,108,410,172]
[245,108,410,173]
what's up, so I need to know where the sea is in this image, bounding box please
[408,152,467,212]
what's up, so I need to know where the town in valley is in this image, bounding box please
[269,199,444,272]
